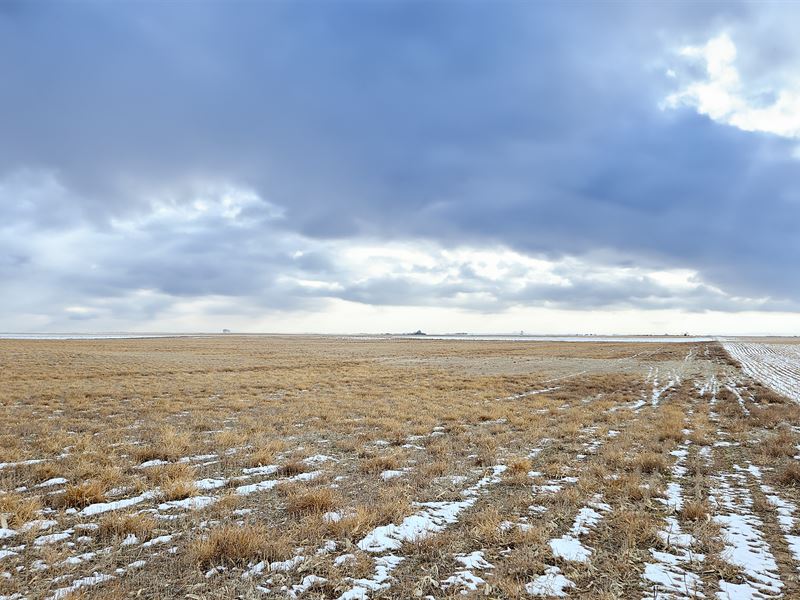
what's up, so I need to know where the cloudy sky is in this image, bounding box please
[2,1,800,334]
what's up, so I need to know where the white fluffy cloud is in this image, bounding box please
[665,33,800,140]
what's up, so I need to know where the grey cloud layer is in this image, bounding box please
[1,1,799,326]
[1,181,782,327]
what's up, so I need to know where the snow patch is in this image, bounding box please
[712,471,783,596]
[80,491,158,516]
[526,566,574,597]
[358,466,506,553]
[47,573,114,600]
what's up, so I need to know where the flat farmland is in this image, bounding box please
[2,336,800,599]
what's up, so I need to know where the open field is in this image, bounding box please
[721,341,800,403]
[2,336,800,599]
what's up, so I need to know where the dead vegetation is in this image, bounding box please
[1,337,799,598]
[98,512,156,540]
[284,486,339,515]
[192,524,290,568]
[60,480,107,509]
[0,493,41,527]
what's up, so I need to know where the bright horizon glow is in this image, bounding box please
[8,302,800,337]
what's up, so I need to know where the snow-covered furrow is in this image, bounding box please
[47,573,115,600]
[760,484,800,569]
[235,469,321,496]
[74,464,321,519]
[43,525,211,600]
[7,532,178,598]
[526,566,575,597]
[135,453,220,469]
[352,433,590,598]
[650,367,682,408]
[710,469,783,598]
[722,342,800,402]
[501,387,560,400]
[514,425,623,596]
[334,465,506,599]
[548,496,610,563]
[696,374,720,422]
[79,490,160,517]
[6,461,328,599]
[641,443,705,599]
[0,458,47,471]
[357,465,507,553]
[632,366,682,410]
[724,382,751,417]
[440,551,494,595]
[336,554,404,600]
[519,495,609,596]
[642,518,705,600]
[696,374,719,401]
[240,539,340,596]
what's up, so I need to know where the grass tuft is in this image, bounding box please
[61,481,106,508]
[192,524,290,568]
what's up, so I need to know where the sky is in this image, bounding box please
[2,0,800,335]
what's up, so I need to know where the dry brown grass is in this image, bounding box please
[360,454,401,474]
[474,447,497,467]
[326,492,414,541]
[503,457,534,485]
[631,452,670,475]
[214,428,247,449]
[60,480,106,508]
[160,478,197,501]
[0,336,792,599]
[246,439,286,467]
[762,428,798,459]
[777,462,800,486]
[417,459,448,480]
[145,462,195,484]
[192,524,291,567]
[285,487,339,515]
[606,509,660,550]
[28,461,63,483]
[680,499,710,521]
[749,399,800,429]
[657,406,686,442]
[98,512,157,540]
[604,473,652,503]
[0,493,41,526]
[278,459,309,477]
[132,427,193,463]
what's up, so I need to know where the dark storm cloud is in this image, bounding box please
[1,0,799,326]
